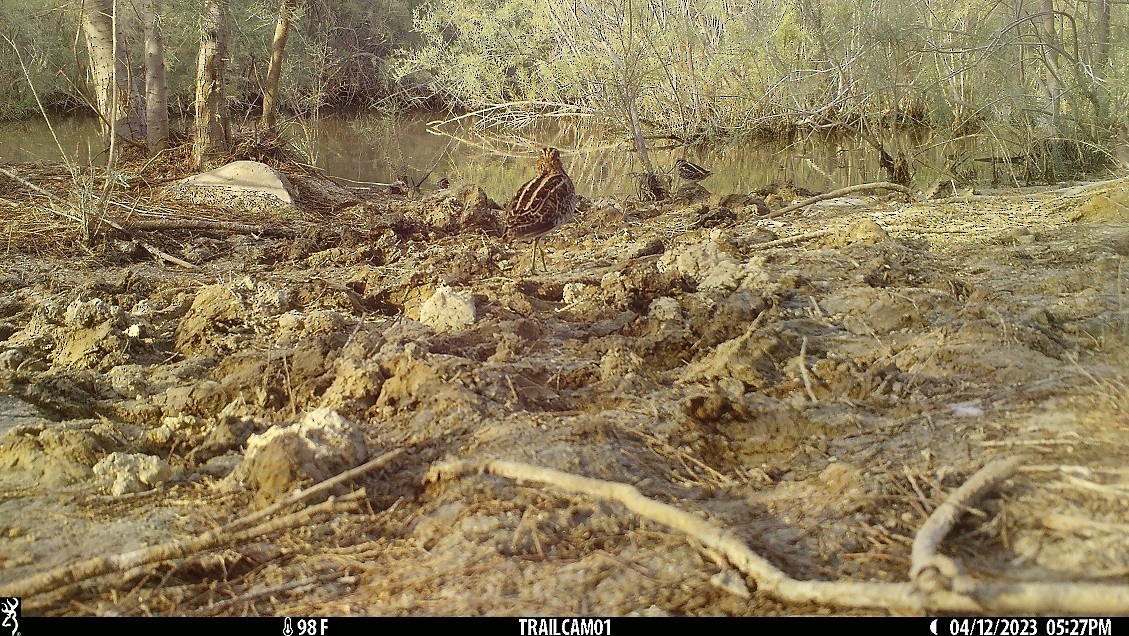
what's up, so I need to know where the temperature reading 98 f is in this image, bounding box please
[296,619,328,636]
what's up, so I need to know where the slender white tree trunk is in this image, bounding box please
[1038,0,1062,130]
[260,0,294,131]
[141,0,169,153]
[81,0,145,164]
[194,0,231,168]
[1091,0,1111,134]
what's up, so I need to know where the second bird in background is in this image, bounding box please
[675,158,712,182]
[504,147,578,274]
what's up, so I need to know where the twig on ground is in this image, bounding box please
[8,448,403,601]
[799,337,818,403]
[745,228,835,251]
[121,218,297,236]
[902,466,934,515]
[192,575,337,616]
[225,448,404,533]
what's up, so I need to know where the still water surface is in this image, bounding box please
[0,113,1045,201]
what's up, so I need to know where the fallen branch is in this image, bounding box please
[799,337,818,403]
[769,181,916,218]
[425,457,1129,614]
[226,447,403,533]
[745,228,835,251]
[910,456,1021,591]
[0,166,82,223]
[119,218,298,237]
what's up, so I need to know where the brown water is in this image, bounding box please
[0,112,1074,201]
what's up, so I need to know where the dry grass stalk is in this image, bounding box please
[193,575,336,616]
[426,456,1129,614]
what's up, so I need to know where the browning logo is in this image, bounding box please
[0,598,18,636]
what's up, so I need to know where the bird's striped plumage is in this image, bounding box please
[675,158,712,181]
[504,147,577,272]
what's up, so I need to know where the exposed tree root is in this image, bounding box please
[425,457,1129,615]
[910,456,1020,589]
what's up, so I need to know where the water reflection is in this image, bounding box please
[302,114,897,200]
[0,117,104,165]
[0,112,1102,201]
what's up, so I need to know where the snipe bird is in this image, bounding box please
[675,158,712,182]
[504,147,577,273]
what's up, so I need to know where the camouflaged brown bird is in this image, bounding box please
[675,158,712,181]
[503,147,578,273]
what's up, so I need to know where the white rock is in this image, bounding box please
[237,408,368,498]
[0,349,26,370]
[277,310,305,332]
[419,286,476,332]
[65,298,116,328]
[562,282,591,304]
[658,241,744,292]
[649,297,682,322]
[130,299,154,316]
[946,401,984,417]
[93,452,172,496]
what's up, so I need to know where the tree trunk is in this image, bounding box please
[1037,0,1061,129]
[141,0,169,153]
[194,0,231,168]
[1093,0,1111,70]
[1088,0,1112,136]
[622,85,653,173]
[81,0,145,164]
[260,0,294,130]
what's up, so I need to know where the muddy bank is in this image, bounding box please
[1,164,1127,615]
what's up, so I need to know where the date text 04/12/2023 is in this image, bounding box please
[946,618,1113,636]
[519,619,611,636]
